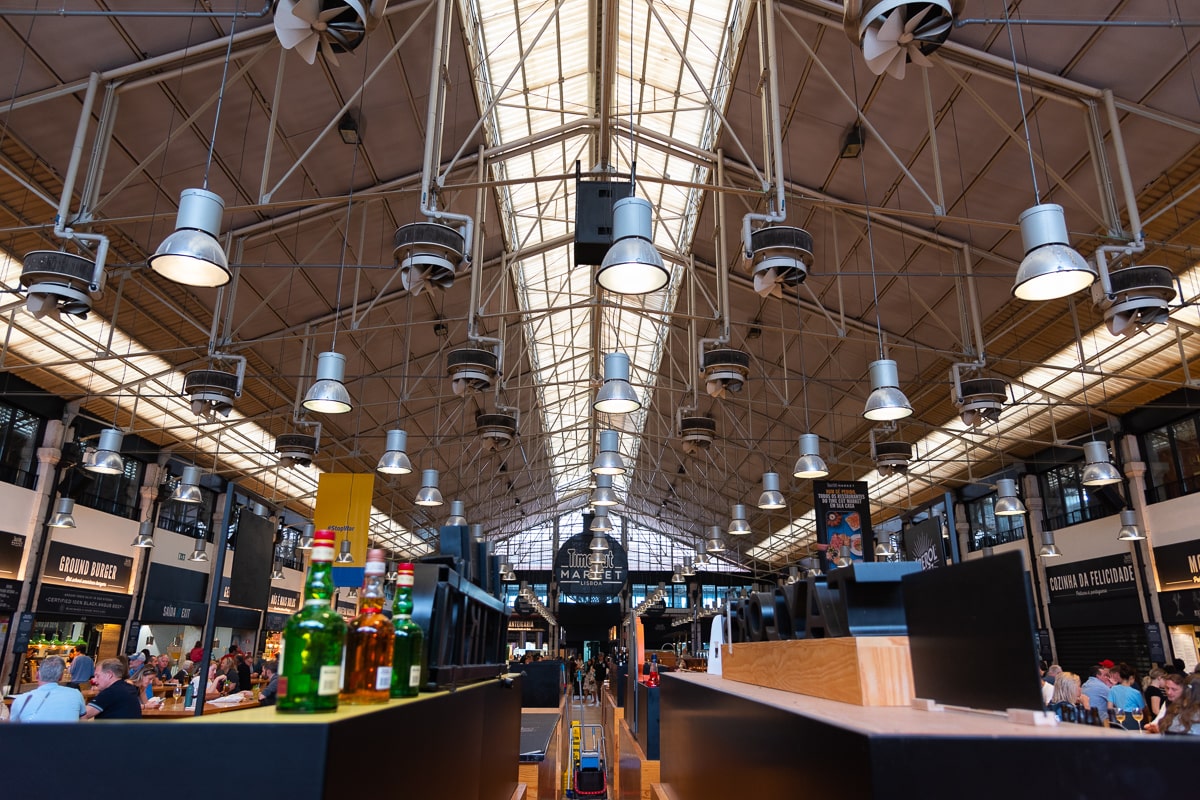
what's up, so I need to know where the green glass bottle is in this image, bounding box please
[390,562,425,698]
[277,529,347,713]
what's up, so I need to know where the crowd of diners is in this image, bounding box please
[1042,657,1200,735]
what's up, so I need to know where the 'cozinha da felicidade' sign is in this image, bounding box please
[553,524,628,598]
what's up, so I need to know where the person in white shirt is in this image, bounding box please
[8,656,86,723]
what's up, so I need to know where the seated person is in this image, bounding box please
[257,660,279,706]
[85,658,143,719]
[173,659,194,684]
[154,654,174,683]
[8,656,86,723]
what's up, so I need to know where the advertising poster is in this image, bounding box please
[315,472,375,586]
[813,480,872,569]
[554,518,628,600]
[903,518,946,571]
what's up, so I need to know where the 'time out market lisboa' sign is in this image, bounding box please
[553,525,628,599]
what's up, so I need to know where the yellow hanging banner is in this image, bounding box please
[314,473,375,567]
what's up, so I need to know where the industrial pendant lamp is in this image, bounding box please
[793,433,829,479]
[705,525,726,553]
[590,508,613,532]
[591,429,626,475]
[863,359,912,421]
[1116,509,1144,541]
[48,497,77,528]
[1038,530,1062,558]
[172,465,204,504]
[681,560,695,577]
[335,539,355,563]
[593,353,641,414]
[671,565,684,583]
[596,197,668,295]
[873,539,894,558]
[446,500,467,526]
[148,188,231,287]
[757,473,786,510]
[694,543,708,567]
[993,478,1027,516]
[87,428,126,475]
[832,544,853,568]
[589,533,610,552]
[377,429,414,475]
[270,562,285,581]
[1012,204,1095,301]
[131,519,155,548]
[414,468,444,506]
[591,473,618,506]
[728,504,752,535]
[188,540,209,562]
[302,351,352,414]
[296,522,315,550]
[1080,441,1122,486]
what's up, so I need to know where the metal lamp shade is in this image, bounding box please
[87,428,126,475]
[1116,509,1144,541]
[863,359,912,421]
[993,478,1027,516]
[1038,530,1062,558]
[377,429,413,474]
[728,504,752,535]
[833,545,853,568]
[148,189,231,287]
[589,534,610,552]
[671,569,684,583]
[874,540,893,558]
[335,539,355,563]
[446,499,468,526]
[302,351,352,414]
[590,509,613,532]
[131,519,155,548]
[588,551,606,567]
[591,473,618,506]
[596,198,669,295]
[1012,204,1095,301]
[414,468,444,506]
[793,433,829,479]
[1081,441,1122,486]
[270,563,285,580]
[172,464,204,504]
[593,352,641,414]
[296,522,315,550]
[705,525,725,553]
[758,472,786,510]
[591,429,625,475]
[681,562,695,577]
[49,497,76,528]
[189,542,209,562]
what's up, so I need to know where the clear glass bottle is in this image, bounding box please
[341,549,394,705]
[278,529,347,713]
[390,562,425,698]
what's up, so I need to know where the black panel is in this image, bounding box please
[1051,624,1151,677]
[513,658,565,707]
[229,512,273,609]
[144,562,207,603]
[634,681,660,759]
[902,551,1044,712]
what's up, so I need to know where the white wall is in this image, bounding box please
[150,527,214,575]
[1144,491,1200,547]
[0,480,38,579]
[1046,514,1130,564]
[962,538,1029,567]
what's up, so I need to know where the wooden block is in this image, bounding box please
[510,783,528,800]
[650,784,679,800]
[619,717,661,800]
[721,637,914,706]
[517,763,538,798]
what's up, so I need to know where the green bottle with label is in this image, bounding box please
[277,529,347,713]
[390,562,426,698]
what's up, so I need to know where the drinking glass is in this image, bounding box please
[172,685,182,705]
[1116,709,1126,727]
[1132,708,1144,726]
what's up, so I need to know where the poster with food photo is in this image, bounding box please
[813,480,873,570]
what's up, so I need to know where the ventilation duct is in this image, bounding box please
[447,347,499,395]
[20,251,104,322]
[274,0,388,65]
[276,433,318,468]
[679,416,716,456]
[1091,264,1176,338]
[476,412,517,452]
[702,348,750,399]
[873,440,912,477]
[183,366,244,421]
[747,226,814,298]
[953,376,1009,428]
[393,221,466,295]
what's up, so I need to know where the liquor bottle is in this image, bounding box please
[645,653,660,687]
[278,529,347,713]
[341,548,394,705]
[390,562,426,698]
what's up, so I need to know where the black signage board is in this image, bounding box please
[1037,629,1053,663]
[267,587,300,614]
[37,584,132,621]
[0,531,26,577]
[11,612,34,653]
[554,524,628,600]
[1153,539,1200,590]
[43,540,133,592]
[1159,587,1200,625]
[0,577,21,611]
[125,623,141,655]
[229,512,272,610]
[903,517,945,571]
[1045,552,1138,604]
[263,611,290,631]
[140,597,208,625]
[144,563,207,604]
[813,480,873,569]
[215,605,261,631]
[1146,623,1167,664]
